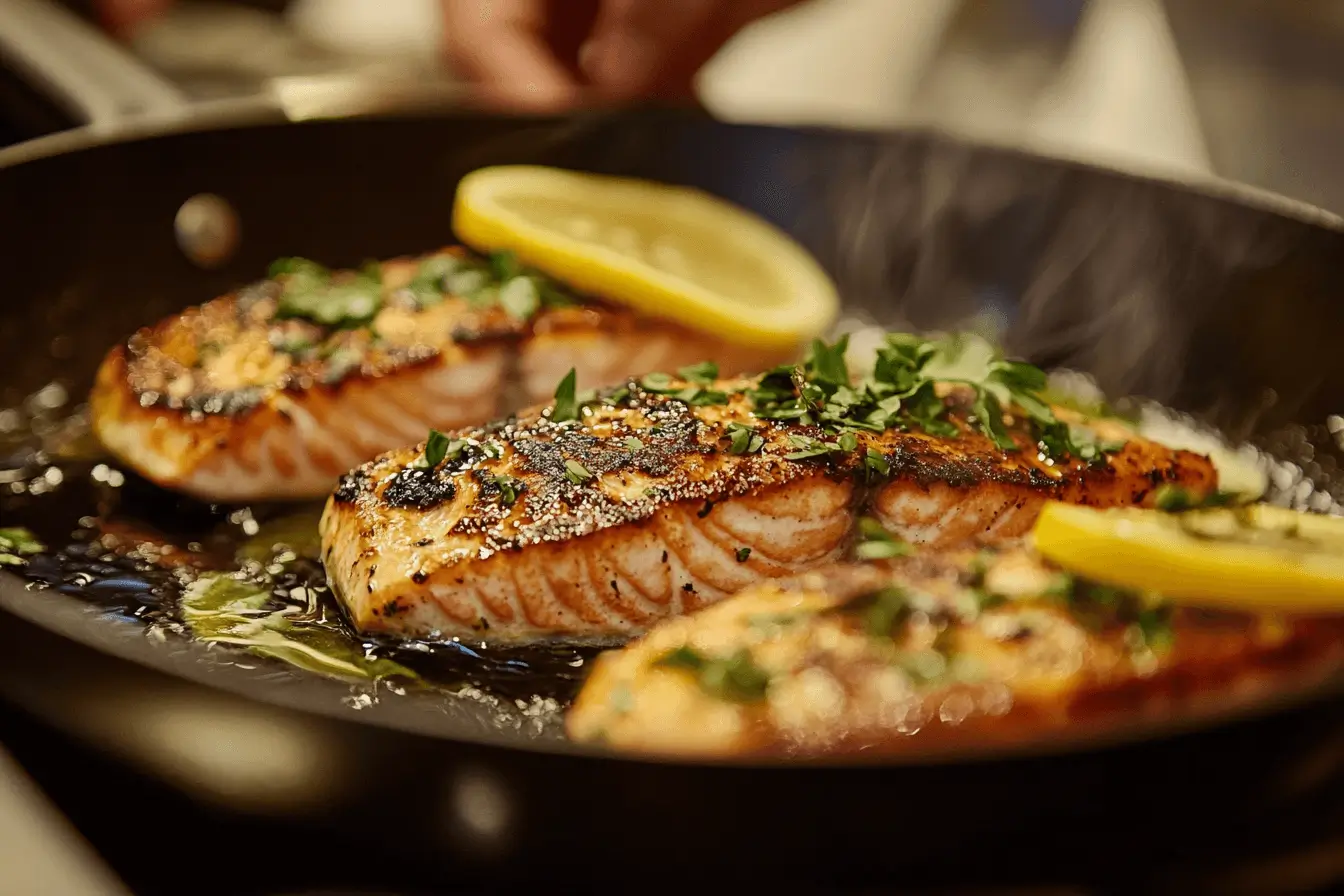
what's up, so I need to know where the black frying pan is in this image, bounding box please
[3,7,1344,894]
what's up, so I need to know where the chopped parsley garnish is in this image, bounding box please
[654,646,770,703]
[499,276,540,320]
[0,527,44,566]
[1154,484,1239,512]
[726,422,765,455]
[624,436,645,451]
[853,517,913,560]
[736,547,752,562]
[489,250,522,282]
[541,331,1121,487]
[677,361,719,385]
[784,434,843,461]
[856,586,909,637]
[269,249,576,326]
[551,368,579,423]
[638,368,726,407]
[275,269,383,329]
[490,474,523,507]
[412,430,461,470]
[863,449,890,481]
[407,254,464,308]
[268,257,327,280]
[747,332,1115,464]
[273,335,315,355]
[1133,605,1175,653]
[640,372,674,392]
[564,459,593,484]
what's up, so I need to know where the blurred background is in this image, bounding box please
[5,0,1344,212]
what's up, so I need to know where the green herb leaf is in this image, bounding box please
[699,649,771,702]
[412,430,456,470]
[805,335,850,387]
[684,388,729,407]
[855,540,911,560]
[446,267,490,299]
[989,360,1048,394]
[0,527,44,567]
[551,368,579,423]
[972,388,1017,451]
[182,574,417,683]
[853,516,912,561]
[1134,606,1175,653]
[491,474,523,507]
[726,422,765,455]
[655,645,705,672]
[640,372,675,393]
[564,459,593,484]
[736,547,752,562]
[489,250,521,282]
[1155,484,1195,512]
[276,274,383,330]
[268,257,328,279]
[784,434,840,461]
[499,276,541,321]
[863,449,890,481]
[654,646,771,702]
[858,586,909,637]
[677,361,719,385]
[624,437,645,452]
[837,430,859,453]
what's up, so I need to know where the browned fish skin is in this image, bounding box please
[870,411,1210,544]
[90,249,782,502]
[566,546,1344,758]
[320,381,1215,642]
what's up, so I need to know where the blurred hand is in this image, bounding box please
[92,0,807,109]
[442,0,808,109]
[94,0,176,37]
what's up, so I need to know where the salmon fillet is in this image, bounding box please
[90,248,783,502]
[566,544,1344,758]
[320,363,1215,642]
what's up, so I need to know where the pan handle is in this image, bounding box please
[0,0,188,130]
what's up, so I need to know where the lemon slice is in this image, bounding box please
[452,165,839,349]
[1033,502,1344,613]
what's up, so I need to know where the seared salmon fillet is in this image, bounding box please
[566,544,1344,758]
[320,335,1215,641]
[90,248,783,502]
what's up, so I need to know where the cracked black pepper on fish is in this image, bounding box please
[319,334,1217,641]
[89,248,786,502]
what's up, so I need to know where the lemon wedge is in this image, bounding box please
[452,165,839,349]
[1033,502,1344,613]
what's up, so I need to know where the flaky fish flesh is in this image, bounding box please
[320,345,1215,641]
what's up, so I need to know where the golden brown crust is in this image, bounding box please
[320,380,1215,641]
[89,248,792,501]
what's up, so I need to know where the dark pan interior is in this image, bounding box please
[3,109,1344,884]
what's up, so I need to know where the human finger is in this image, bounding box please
[441,0,579,110]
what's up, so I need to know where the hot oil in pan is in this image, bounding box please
[5,373,1343,737]
[1,411,603,712]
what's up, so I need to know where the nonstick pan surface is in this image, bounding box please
[3,108,1344,885]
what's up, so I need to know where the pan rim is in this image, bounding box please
[3,568,1341,769]
[3,105,1343,768]
[1,102,1341,237]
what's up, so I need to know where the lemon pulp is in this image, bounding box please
[453,165,839,349]
[1033,502,1344,613]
